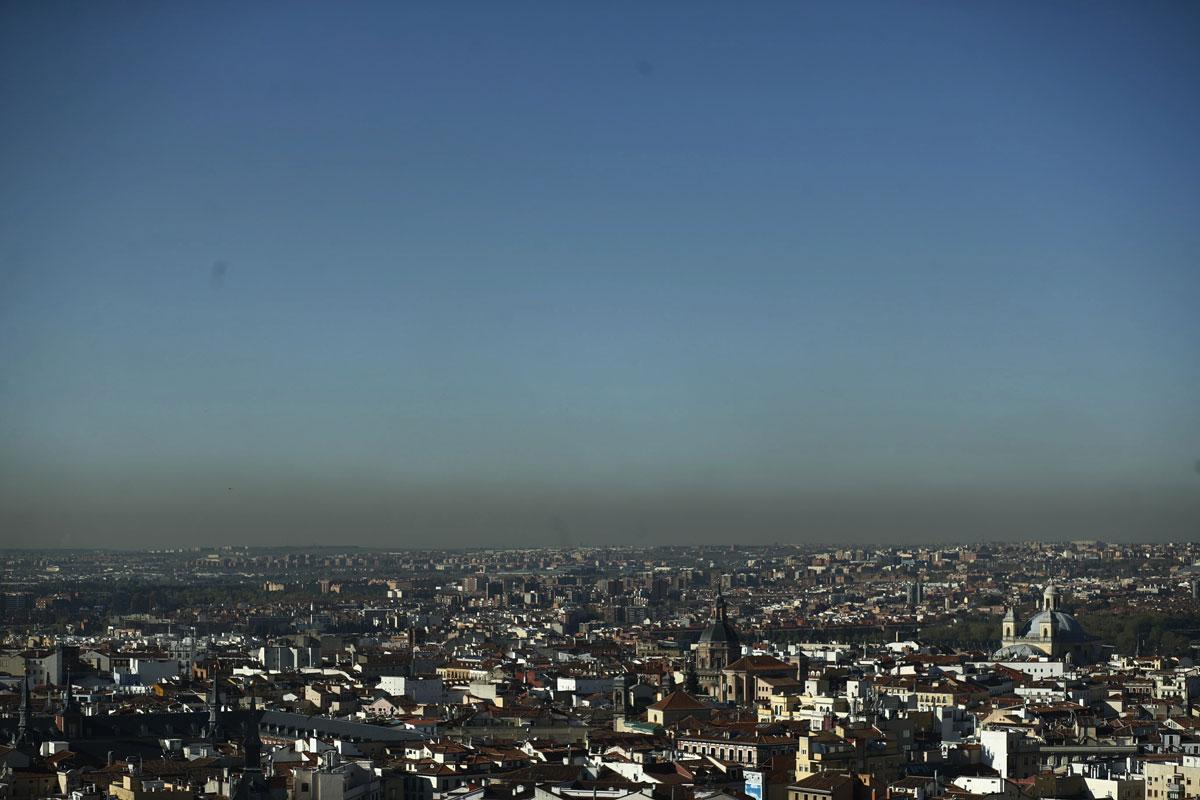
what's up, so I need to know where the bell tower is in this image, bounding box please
[612,673,628,731]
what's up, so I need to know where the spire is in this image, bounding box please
[231,695,270,800]
[63,667,78,714]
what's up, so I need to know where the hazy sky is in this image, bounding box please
[2,1,1198,548]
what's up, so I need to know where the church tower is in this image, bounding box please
[696,588,741,696]
[612,673,628,731]
[206,676,224,745]
[56,669,82,739]
[233,695,270,800]
[1002,607,1016,643]
[684,653,701,695]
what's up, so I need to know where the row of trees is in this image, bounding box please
[917,611,1200,658]
[1076,611,1200,658]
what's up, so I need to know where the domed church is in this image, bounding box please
[695,590,741,695]
[992,584,1101,664]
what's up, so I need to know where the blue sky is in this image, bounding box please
[2,1,1197,547]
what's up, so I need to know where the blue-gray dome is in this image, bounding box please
[1020,610,1092,642]
[698,618,740,645]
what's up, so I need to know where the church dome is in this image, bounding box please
[698,617,740,645]
[698,592,740,646]
[1020,610,1092,643]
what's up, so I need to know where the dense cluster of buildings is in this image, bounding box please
[1,542,1199,800]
